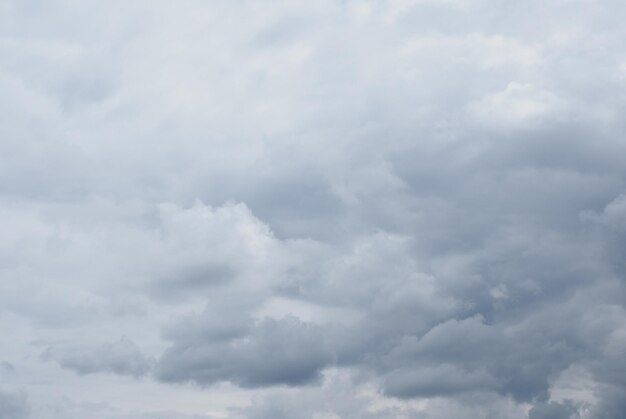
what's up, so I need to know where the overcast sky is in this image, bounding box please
[1,0,626,418]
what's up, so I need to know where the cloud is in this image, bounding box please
[157,315,333,388]
[1,0,626,417]
[528,400,580,419]
[383,364,500,398]
[42,337,153,378]
[0,390,29,419]
[467,82,565,129]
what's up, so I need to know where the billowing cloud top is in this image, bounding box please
[1,0,626,418]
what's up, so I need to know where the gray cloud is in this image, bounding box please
[528,401,580,419]
[157,315,333,388]
[42,337,153,378]
[0,390,29,419]
[383,364,500,398]
[1,0,626,417]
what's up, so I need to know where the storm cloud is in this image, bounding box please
[1,0,626,418]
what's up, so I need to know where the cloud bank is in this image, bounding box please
[1,0,626,418]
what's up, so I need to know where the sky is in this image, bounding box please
[1,0,626,418]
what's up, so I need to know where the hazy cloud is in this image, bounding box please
[0,390,29,419]
[42,337,153,378]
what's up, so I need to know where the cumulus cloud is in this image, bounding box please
[1,0,626,417]
[157,315,333,387]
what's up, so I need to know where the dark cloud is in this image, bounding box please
[157,315,332,388]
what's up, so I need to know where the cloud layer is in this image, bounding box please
[1,0,626,418]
